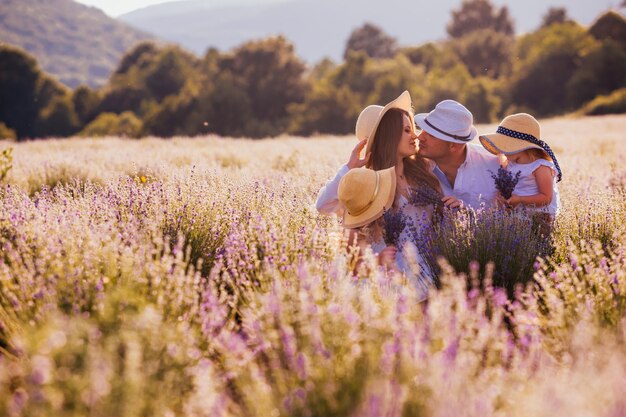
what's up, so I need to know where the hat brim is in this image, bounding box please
[343,166,396,229]
[364,91,413,155]
[414,113,477,144]
[479,133,543,155]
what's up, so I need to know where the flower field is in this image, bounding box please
[0,114,625,416]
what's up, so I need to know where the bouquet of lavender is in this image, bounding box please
[489,167,521,200]
[407,185,443,209]
[382,209,406,246]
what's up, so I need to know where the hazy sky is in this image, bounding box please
[76,0,285,16]
[76,0,178,16]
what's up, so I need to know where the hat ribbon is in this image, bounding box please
[424,118,472,142]
[348,171,380,216]
[496,126,562,182]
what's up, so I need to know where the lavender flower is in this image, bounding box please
[407,185,443,209]
[382,209,406,246]
[489,167,521,200]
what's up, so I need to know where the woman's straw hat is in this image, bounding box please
[355,91,412,155]
[479,113,544,155]
[338,166,396,229]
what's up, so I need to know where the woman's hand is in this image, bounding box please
[441,196,463,209]
[378,245,397,268]
[347,139,371,169]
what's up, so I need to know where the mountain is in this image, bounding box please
[0,0,156,88]
[119,0,614,63]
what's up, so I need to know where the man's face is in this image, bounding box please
[417,130,451,160]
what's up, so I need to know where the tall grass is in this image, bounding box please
[0,115,625,416]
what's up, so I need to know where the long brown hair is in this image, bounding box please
[367,108,441,192]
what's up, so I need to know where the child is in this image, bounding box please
[338,166,433,300]
[479,113,562,228]
[337,165,398,272]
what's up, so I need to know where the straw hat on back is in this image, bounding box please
[355,91,413,155]
[338,166,396,229]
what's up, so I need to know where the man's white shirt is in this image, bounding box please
[430,143,500,210]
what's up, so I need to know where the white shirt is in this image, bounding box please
[508,159,560,216]
[315,164,350,215]
[431,143,500,210]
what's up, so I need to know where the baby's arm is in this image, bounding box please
[508,165,554,207]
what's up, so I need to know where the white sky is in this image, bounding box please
[76,0,175,17]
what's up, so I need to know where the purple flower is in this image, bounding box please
[407,185,443,208]
[489,167,521,199]
[382,209,406,246]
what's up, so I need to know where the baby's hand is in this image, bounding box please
[495,192,509,208]
[442,196,463,209]
[506,194,522,207]
[378,246,397,268]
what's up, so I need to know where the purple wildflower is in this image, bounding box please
[382,209,406,246]
[407,185,443,208]
[489,167,521,200]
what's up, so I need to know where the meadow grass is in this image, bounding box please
[0,115,625,416]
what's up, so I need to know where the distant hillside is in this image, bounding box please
[119,0,614,63]
[0,0,156,88]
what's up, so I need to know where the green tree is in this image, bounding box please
[72,85,101,126]
[143,92,196,137]
[423,63,473,110]
[288,83,360,136]
[98,86,150,116]
[0,45,43,139]
[103,44,199,119]
[191,74,254,137]
[36,94,80,137]
[144,47,198,101]
[567,39,626,107]
[589,10,626,50]
[540,7,573,29]
[332,51,374,98]
[463,77,501,123]
[450,29,514,78]
[580,87,626,115]
[0,123,17,141]
[509,22,596,116]
[80,111,143,138]
[365,54,429,107]
[224,36,309,135]
[343,23,397,60]
[114,41,160,76]
[447,0,514,38]
[400,43,462,72]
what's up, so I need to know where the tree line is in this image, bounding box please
[1,0,625,140]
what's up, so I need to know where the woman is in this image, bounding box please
[316,91,442,299]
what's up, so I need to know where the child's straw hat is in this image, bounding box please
[479,113,562,182]
[338,166,396,229]
[479,113,545,155]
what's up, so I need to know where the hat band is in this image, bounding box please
[496,126,563,182]
[424,118,472,142]
[348,171,380,216]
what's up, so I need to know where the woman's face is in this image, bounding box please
[396,114,418,158]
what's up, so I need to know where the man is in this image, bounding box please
[414,100,500,210]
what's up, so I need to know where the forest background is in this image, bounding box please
[0,0,625,140]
